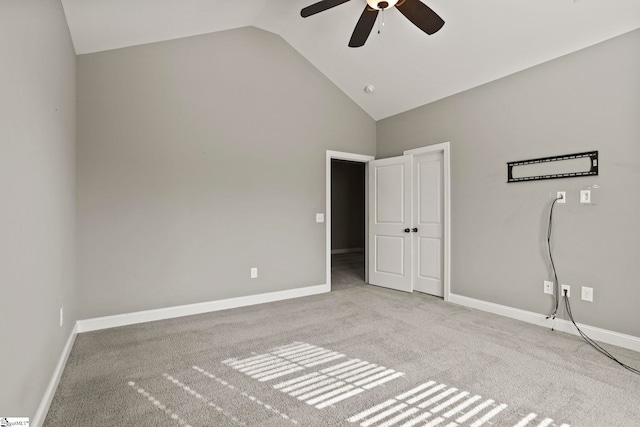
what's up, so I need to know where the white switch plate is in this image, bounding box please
[580,190,591,204]
[581,286,593,302]
[543,280,553,295]
[561,284,570,298]
[250,268,258,279]
[557,191,566,203]
[316,213,324,223]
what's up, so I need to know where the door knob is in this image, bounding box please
[412,228,418,232]
[404,228,411,233]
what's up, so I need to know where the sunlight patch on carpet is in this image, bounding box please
[162,373,245,426]
[221,341,572,427]
[348,380,570,427]
[223,341,405,409]
[127,381,194,427]
[192,365,298,424]
[126,341,573,427]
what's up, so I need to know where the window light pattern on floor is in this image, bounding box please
[223,341,405,409]
[222,341,571,427]
[348,380,571,427]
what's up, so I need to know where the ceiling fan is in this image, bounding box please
[300,0,445,48]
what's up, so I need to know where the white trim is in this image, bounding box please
[331,248,365,254]
[77,284,329,333]
[32,323,78,427]
[449,293,640,353]
[404,142,451,302]
[326,151,375,290]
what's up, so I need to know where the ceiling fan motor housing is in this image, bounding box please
[366,0,399,11]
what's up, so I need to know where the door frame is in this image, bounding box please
[404,142,451,302]
[326,150,375,290]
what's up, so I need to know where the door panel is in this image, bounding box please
[413,152,444,296]
[375,236,405,275]
[375,164,406,223]
[418,237,441,287]
[368,156,412,292]
[419,159,441,224]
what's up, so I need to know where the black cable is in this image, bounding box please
[546,197,561,319]
[563,289,640,375]
[546,195,639,375]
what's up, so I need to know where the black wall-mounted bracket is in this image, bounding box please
[507,151,598,183]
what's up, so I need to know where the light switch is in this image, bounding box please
[316,213,324,223]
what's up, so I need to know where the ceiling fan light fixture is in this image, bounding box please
[366,0,399,11]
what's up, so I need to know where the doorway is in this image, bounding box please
[326,151,375,290]
[331,159,366,286]
[325,144,450,301]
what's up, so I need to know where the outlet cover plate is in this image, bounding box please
[581,286,593,302]
[250,268,258,279]
[557,191,566,203]
[543,280,553,295]
[580,190,591,204]
[561,284,570,298]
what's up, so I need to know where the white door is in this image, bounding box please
[368,156,413,292]
[412,151,444,296]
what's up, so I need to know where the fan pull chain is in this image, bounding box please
[378,8,385,34]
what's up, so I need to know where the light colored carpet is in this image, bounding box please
[44,282,640,426]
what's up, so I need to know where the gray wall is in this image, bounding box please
[331,160,365,251]
[0,0,77,418]
[76,27,376,319]
[377,29,640,337]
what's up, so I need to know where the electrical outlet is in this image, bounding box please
[316,213,325,223]
[581,286,594,302]
[557,191,566,203]
[580,190,591,204]
[561,284,570,298]
[543,280,553,295]
[60,306,64,327]
[250,267,258,279]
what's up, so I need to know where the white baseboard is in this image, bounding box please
[32,322,78,427]
[331,248,364,254]
[449,293,640,353]
[77,284,330,333]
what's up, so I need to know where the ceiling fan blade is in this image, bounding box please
[301,0,351,18]
[396,0,444,35]
[348,6,378,48]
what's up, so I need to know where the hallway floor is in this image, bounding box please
[331,252,365,286]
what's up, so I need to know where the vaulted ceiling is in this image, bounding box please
[61,0,640,120]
